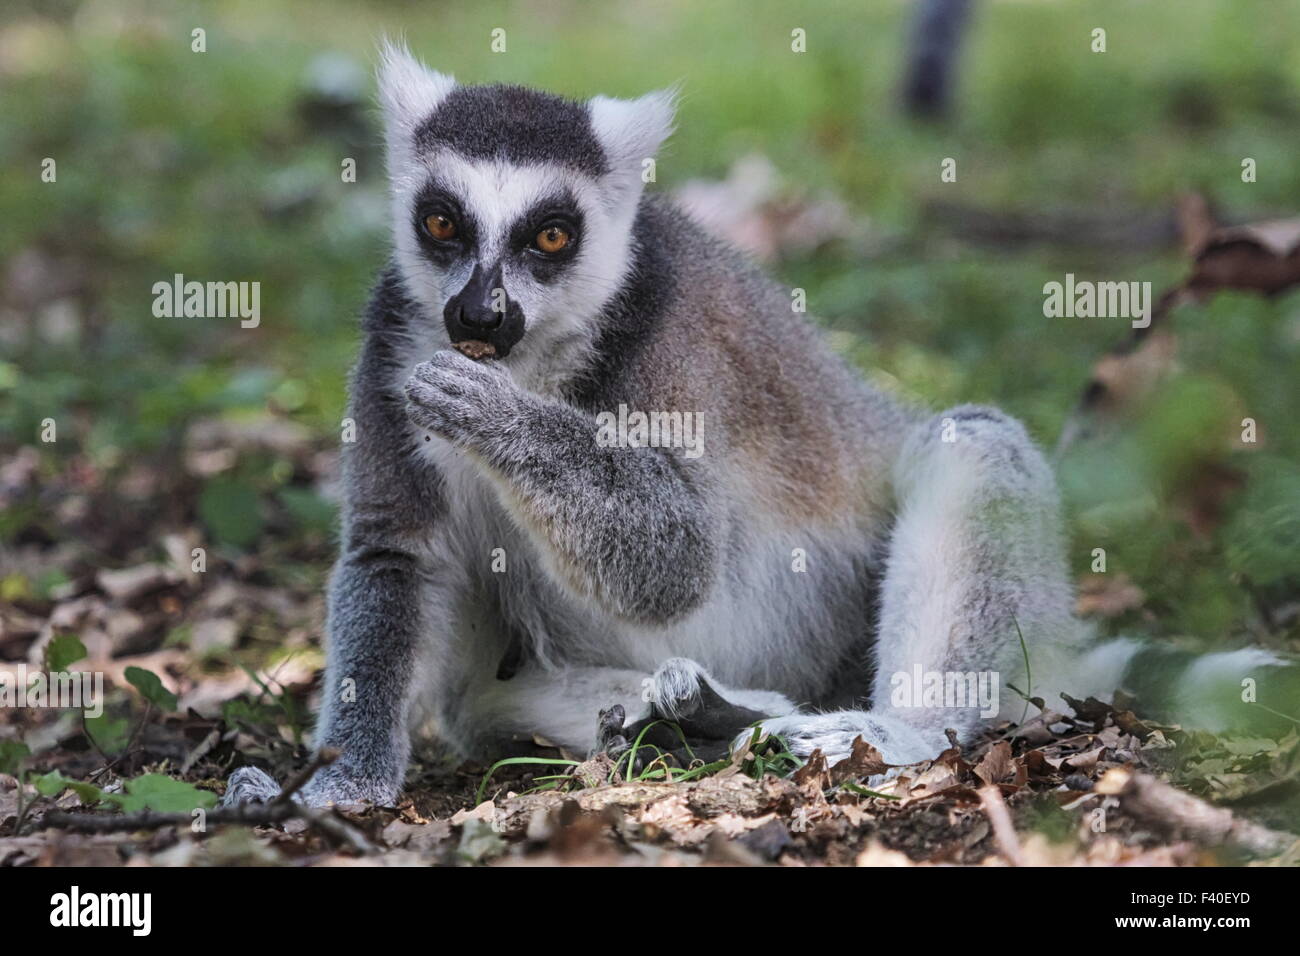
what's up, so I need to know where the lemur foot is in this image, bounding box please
[735,711,943,769]
[601,658,772,765]
[220,764,396,808]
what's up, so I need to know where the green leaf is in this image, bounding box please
[0,740,31,776]
[107,773,217,813]
[35,568,71,600]
[32,770,105,806]
[839,781,901,800]
[0,574,29,602]
[84,713,131,755]
[198,477,263,549]
[45,633,87,672]
[124,666,178,712]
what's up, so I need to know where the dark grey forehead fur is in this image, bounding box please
[414,84,609,177]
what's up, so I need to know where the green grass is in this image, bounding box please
[474,723,803,802]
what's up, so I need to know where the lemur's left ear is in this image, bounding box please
[375,39,456,178]
[588,87,678,195]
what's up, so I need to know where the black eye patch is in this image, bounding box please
[509,194,584,282]
[411,181,479,258]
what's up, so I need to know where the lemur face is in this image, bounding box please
[378,43,675,360]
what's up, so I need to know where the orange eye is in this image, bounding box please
[535,225,571,254]
[425,214,457,241]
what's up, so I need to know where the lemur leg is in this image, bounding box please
[747,405,1084,766]
[224,544,460,808]
[466,658,795,760]
[448,664,648,759]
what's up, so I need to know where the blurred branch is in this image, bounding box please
[923,200,1181,250]
[274,746,339,805]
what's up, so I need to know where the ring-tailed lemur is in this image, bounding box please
[223,44,1260,808]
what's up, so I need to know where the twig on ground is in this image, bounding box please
[274,747,340,805]
[1097,768,1297,857]
[85,700,154,786]
[289,804,374,854]
[43,802,295,832]
[977,785,1026,866]
[42,800,376,854]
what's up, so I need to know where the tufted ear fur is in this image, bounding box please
[588,87,677,206]
[375,39,456,182]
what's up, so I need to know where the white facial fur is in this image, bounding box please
[375,42,675,390]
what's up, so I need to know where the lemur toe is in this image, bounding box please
[221,766,282,807]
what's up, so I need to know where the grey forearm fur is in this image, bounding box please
[476,396,718,625]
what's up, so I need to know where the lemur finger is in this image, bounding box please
[678,679,768,740]
[596,705,633,762]
[597,704,626,747]
[404,400,452,435]
[407,363,468,399]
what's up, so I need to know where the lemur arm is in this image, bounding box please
[305,342,450,805]
[404,350,719,625]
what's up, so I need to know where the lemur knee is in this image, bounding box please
[902,404,1052,493]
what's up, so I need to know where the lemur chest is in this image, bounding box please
[423,437,612,660]
[421,435,880,700]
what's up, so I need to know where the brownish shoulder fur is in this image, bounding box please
[626,250,910,526]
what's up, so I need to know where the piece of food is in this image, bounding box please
[451,340,497,360]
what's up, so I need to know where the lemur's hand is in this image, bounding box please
[403,350,525,449]
[598,659,776,768]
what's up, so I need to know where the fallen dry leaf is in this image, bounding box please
[1075,572,1146,618]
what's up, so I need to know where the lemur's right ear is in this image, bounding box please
[375,39,456,177]
[588,86,678,205]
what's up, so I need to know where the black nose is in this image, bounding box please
[445,263,507,336]
[454,300,503,332]
[442,261,527,358]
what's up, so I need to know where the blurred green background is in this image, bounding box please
[1,0,1298,668]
